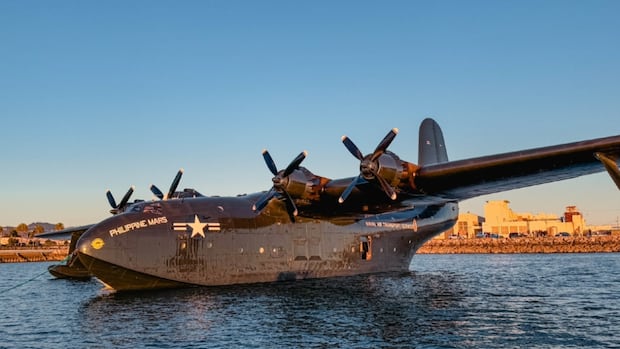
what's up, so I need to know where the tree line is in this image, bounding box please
[0,223,65,246]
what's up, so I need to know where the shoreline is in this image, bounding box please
[417,235,620,254]
[0,248,69,263]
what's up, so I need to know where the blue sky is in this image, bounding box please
[1,0,619,227]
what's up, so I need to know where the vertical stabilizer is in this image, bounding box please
[418,118,448,166]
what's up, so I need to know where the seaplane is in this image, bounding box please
[39,118,620,291]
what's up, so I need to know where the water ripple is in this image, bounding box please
[1,254,619,348]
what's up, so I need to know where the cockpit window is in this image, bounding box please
[143,203,163,215]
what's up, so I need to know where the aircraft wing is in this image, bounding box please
[36,224,94,240]
[414,135,620,201]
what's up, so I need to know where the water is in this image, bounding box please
[1,254,619,348]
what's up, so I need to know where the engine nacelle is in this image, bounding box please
[282,169,310,198]
[374,151,405,188]
[282,167,328,202]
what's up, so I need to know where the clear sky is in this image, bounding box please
[1,0,619,228]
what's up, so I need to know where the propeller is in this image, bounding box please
[252,150,307,222]
[106,186,135,214]
[150,168,184,200]
[339,128,399,203]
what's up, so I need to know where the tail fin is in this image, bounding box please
[418,118,448,166]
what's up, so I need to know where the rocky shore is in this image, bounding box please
[417,235,620,254]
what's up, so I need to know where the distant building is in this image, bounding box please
[481,200,586,237]
[435,200,592,240]
[440,212,484,239]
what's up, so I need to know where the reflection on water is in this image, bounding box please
[78,271,466,348]
[2,254,620,348]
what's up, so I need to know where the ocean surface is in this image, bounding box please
[1,253,619,348]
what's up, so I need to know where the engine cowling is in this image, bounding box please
[372,151,404,188]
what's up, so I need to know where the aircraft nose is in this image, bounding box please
[76,222,112,263]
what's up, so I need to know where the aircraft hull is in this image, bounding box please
[78,253,192,290]
[76,199,458,291]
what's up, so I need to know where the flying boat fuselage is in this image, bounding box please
[76,194,458,291]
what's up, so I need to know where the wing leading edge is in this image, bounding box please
[414,133,620,201]
[36,224,94,240]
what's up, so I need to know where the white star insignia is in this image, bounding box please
[188,214,207,238]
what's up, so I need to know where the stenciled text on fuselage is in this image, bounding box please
[109,216,168,237]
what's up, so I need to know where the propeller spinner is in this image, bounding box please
[106,186,135,214]
[252,150,308,222]
[339,128,400,203]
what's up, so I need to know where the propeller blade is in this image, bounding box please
[117,186,135,209]
[338,175,363,204]
[283,151,307,177]
[371,128,398,161]
[165,168,184,200]
[281,190,298,222]
[150,184,164,200]
[106,190,117,209]
[376,175,398,200]
[262,150,278,176]
[342,136,364,160]
[252,188,276,212]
